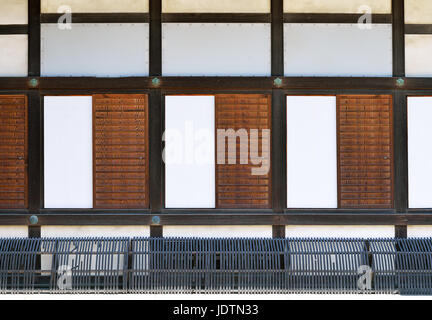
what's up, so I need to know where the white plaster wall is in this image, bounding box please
[41,23,149,77]
[287,96,337,208]
[284,0,391,14]
[405,35,432,77]
[41,0,148,13]
[163,0,270,13]
[0,226,28,238]
[408,226,432,238]
[284,23,393,77]
[41,226,150,238]
[0,35,28,77]
[163,226,273,238]
[162,23,271,76]
[286,226,395,238]
[407,97,432,208]
[0,0,27,24]
[44,96,93,209]
[405,0,432,24]
[165,96,215,209]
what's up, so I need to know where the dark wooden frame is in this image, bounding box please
[0,0,431,228]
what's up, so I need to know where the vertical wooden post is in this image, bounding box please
[392,0,405,77]
[271,0,284,76]
[395,225,408,239]
[394,91,408,213]
[149,0,162,76]
[28,0,41,77]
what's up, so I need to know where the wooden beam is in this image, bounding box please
[40,13,149,23]
[395,225,408,238]
[0,25,28,34]
[272,225,286,238]
[28,92,42,213]
[392,0,405,77]
[284,13,392,24]
[162,13,270,23]
[149,0,162,76]
[271,0,284,76]
[28,0,40,77]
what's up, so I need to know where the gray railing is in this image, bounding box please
[0,238,431,295]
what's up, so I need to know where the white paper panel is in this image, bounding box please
[287,96,337,208]
[286,226,395,238]
[41,24,149,77]
[41,226,150,238]
[405,35,432,77]
[163,0,270,13]
[0,35,28,77]
[164,226,272,238]
[41,0,148,13]
[162,23,271,76]
[284,0,391,13]
[165,96,215,209]
[0,0,27,24]
[408,97,432,208]
[44,97,93,209]
[0,227,28,238]
[407,226,432,238]
[405,0,432,24]
[284,24,392,77]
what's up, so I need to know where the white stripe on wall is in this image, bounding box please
[44,96,93,209]
[287,96,338,208]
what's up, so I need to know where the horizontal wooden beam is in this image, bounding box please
[0,213,432,226]
[0,25,28,34]
[405,24,432,34]
[2,77,428,91]
[40,13,149,23]
[162,13,271,23]
[284,13,392,24]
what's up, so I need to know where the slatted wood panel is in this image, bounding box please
[93,94,149,209]
[337,95,393,209]
[0,95,27,209]
[215,94,271,209]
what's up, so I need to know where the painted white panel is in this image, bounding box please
[0,35,28,77]
[287,96,337,208]
[408,97,432,208]
[405,0,432,24]
[41,23,149,77]
[165,96,215,208]
[284,24,392,77]
[163,0,270,13]
[405,35,432,77]
[163,226,272,238]
[41,226,150,238]
[0,0,27,24]
[41,0,149,13]
[408,226,432,238]
[284,0,391,14]
[286,226,395,238]
[0,227,28,238]
[162,23,271,76]
[44,97,93,209]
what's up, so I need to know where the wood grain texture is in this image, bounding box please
[215,94,272,209]
[93,94,149,209]
[0,95,28,209]
[338,95,394,209]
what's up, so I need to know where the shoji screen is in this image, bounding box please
[165,96,216,209]
[337,95,393,209]
[162,24,271,76]
[408,97,432,208]
[287,96,337,209]
[215,94,272,209]
[41,24,149,77]
[93,94,149,209]
[0,0,28,76]
[44,96,93,209]
[0,95,27,209]
[284,24,392,77]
